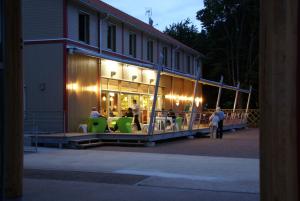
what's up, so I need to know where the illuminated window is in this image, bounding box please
[107,24,116,51]
[78,12,90,44]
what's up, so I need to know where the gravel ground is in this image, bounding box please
[92,128,259,159]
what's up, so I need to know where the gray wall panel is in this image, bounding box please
[23,0,63,40]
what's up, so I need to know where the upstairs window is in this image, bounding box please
[162,47,168,66]
[78,13,90,44]
[175,52,180,70]
[147,40,153,62]
[107,24,116,51]
[186,55,191,73]
[129,33,136,57]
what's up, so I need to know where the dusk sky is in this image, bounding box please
[101,0,204,31]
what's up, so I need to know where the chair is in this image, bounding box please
[117,117,133,133]
[175,117,183,131]
[88,117,107,133]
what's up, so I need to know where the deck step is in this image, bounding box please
[76,142,104,149]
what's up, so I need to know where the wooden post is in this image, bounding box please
[245,86,252,114]
[260,0,299,200]
[188,62,202,131]
[0,0,4,198]
[148,65,162,135]
[215,76,223,109]
[232,82,240,113]
[1,0,23,198]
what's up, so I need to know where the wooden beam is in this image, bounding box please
[260,0,299,200]
[2,0,23,198]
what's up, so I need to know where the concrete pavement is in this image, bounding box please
[22,129,260,201]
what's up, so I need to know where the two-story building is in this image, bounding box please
[23,0,206,132]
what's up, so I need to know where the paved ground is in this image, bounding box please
[21,128,259,201]
[93,128,259,158]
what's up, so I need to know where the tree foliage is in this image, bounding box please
[164,0,259,108]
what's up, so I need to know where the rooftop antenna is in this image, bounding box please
[145,8,153,26]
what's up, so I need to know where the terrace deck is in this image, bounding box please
[27,123,247,149]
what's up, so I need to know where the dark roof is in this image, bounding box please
[81,0,202,56]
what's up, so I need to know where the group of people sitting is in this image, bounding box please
[90,107,135,132]
[89,100,142,133]
[209,107,225,139]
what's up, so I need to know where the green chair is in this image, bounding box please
[116,117,133,133]
[176,117,183,131]
[88,117,107,133]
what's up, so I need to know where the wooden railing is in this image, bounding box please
[204,109,260,128]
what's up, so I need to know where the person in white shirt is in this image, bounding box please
[132,100,141,131]
[90,107,103,119]
[209,112,220,139]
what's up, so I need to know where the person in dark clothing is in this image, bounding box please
[167,109,176,124]
[132,100,141,131]
[111,108,134,131]
[216,107,225,139]
[123,108,134,118]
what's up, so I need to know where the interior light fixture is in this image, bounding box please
[111,71,116,78]
[132,75,137,81]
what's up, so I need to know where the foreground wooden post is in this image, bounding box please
[1,0,23,198]
[260,0,299,200]
[0,0,4,198]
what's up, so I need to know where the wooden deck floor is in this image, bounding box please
[27,124,247,148]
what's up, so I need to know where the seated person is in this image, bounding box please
[89,107,109,131]
[166,109,176,127]
[90,107,105,118]
[110,108,133,131]
[109,109,116,117]
[123,108,133,117]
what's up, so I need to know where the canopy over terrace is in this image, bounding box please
[67,46,252,134]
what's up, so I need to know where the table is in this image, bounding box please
[155,117,174,131]
[107,117,120,128]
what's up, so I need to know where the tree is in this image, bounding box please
[197,0,259,108]
[164,0,259,108]
[164,18,208,53]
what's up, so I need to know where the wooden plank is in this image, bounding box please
[3,0,23,198]
[260,0,299,200]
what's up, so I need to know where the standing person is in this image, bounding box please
[132,100,141,131]
[216,107,225,139]
[209,112,219,139]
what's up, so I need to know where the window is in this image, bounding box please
[107,24,116,51]
[186,55,191,73]
[175,52,180,70]
[78,13,90,44]
[147,40,153,62]
[129,33,136,57]
[162,47,168,66]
